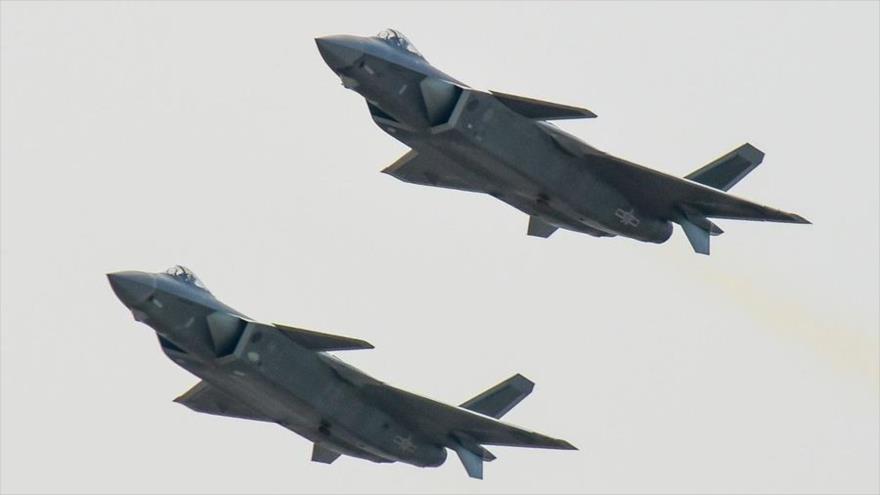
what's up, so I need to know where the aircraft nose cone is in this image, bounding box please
[315,36,363,70]
[107,271,155,307]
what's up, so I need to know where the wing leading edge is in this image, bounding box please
[586,150,809,225]
[362,379,574,479]
[589,151,808,254]
[362,381,575,450]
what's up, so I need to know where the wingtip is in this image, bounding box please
[777,212,813,225]
[559,440,578,450]
[790,213,811,224]
[344,338,375,350]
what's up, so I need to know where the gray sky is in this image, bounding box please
[1,2,878,493]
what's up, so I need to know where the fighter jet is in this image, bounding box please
[316,29,809,255]
[108,265,575,479]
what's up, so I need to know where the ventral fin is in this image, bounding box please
[452,442,484,479]
[527,216,558,238]
[311,443,342,464]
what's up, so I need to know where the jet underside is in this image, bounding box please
[372,87,673,242]
[319,31,807,254]
[151,301,444,467]
[109,265,575,479]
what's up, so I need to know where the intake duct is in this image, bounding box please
[206,311,247,357]
[420,77,462,126]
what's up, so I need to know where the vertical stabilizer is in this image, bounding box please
[685,143,764,191]
[460,374,535,419]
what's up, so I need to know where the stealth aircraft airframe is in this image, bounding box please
[316,29,809,254]
[108,266,574,479]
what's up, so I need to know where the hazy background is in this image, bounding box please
[2,2,878,493]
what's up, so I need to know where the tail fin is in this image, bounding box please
[679,142,801,254]
[685,143,764,191]
[459,374,534,419]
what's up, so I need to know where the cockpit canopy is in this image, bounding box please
[164,265,209,291]
[375,28,425,60]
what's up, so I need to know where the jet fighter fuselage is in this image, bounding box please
[316,29,809,255]
[108,266,446,467]
[108,266,574,479]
